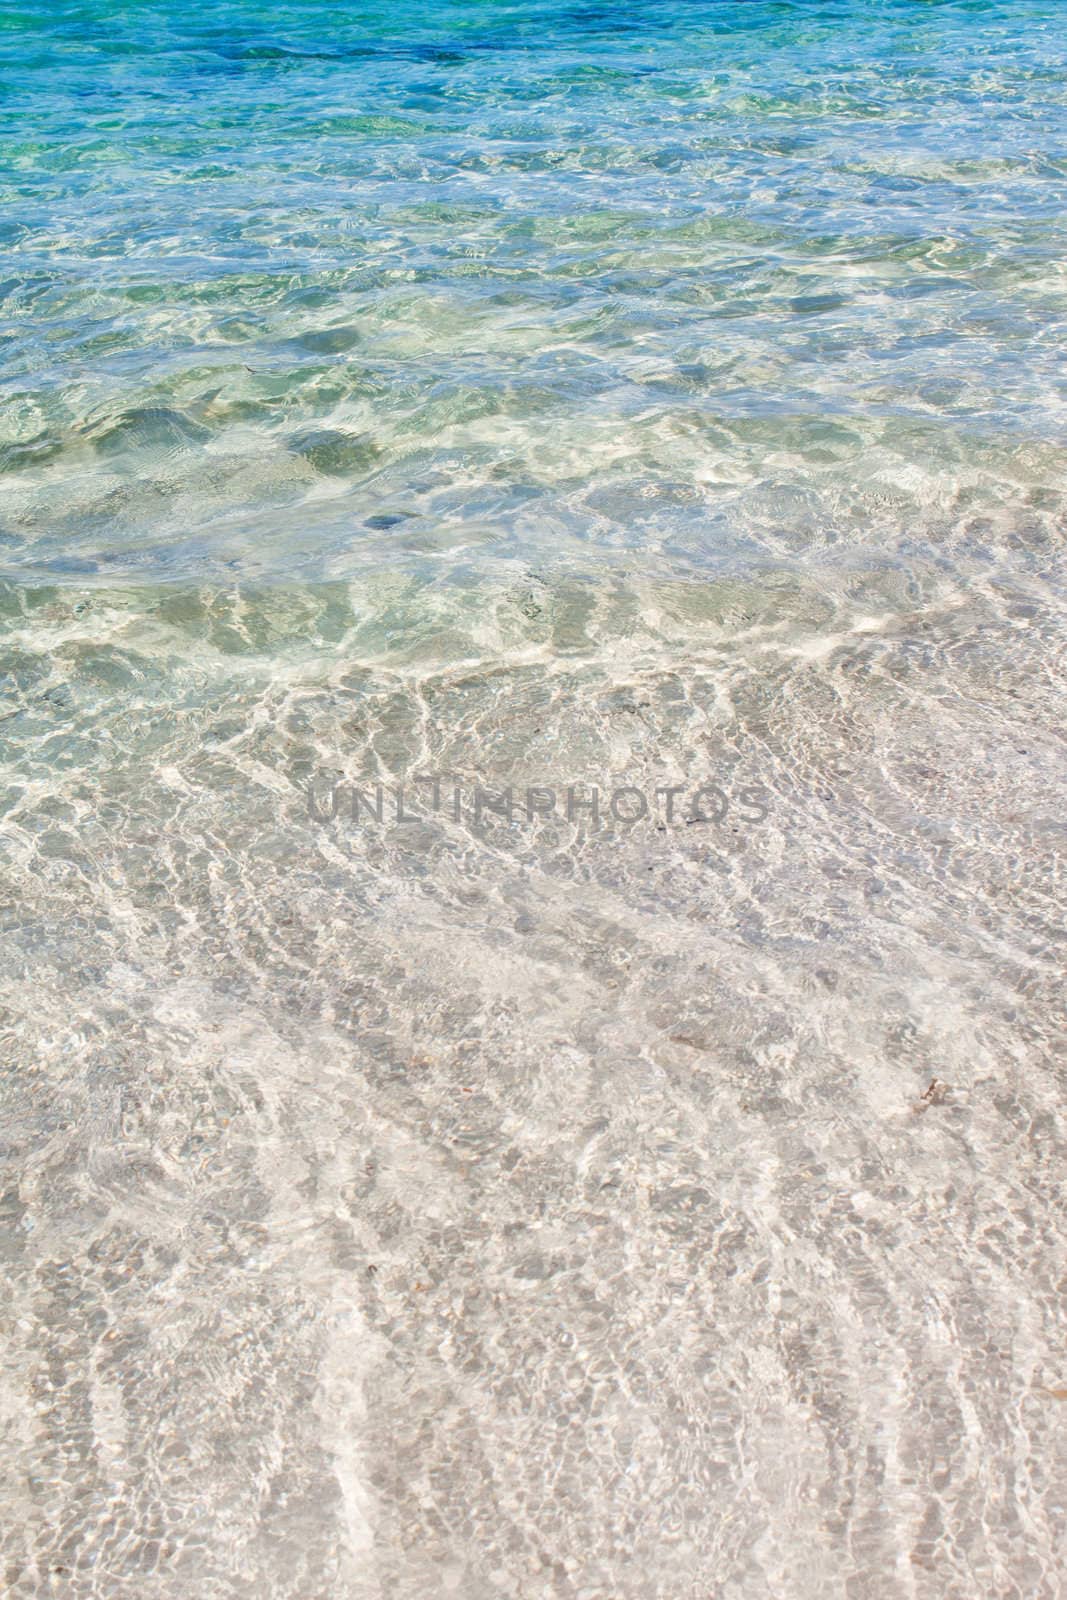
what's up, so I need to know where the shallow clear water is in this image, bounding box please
[1,2,1065,1596]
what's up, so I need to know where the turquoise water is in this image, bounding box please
[1,4,1066,1597]
[3,0,1065,588]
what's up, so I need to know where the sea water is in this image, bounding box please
[1,1,1065,1595]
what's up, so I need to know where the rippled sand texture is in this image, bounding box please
[1,2,1066,1598]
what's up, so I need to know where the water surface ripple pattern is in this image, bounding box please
[0,2,1065,1597]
